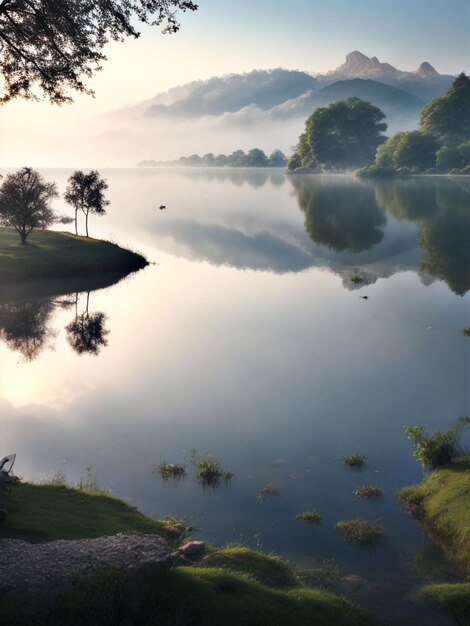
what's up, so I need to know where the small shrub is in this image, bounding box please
[257,482,280,503]
[342,454,367,468]
[352,485,384,500]
[404,417,470,471]
[190,450,234,488]
[336,519,384,546]
[153,461,187,482]
[296,510,322,524]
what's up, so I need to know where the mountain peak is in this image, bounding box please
[416,61,439,78]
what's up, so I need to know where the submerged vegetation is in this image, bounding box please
[335,519,384,547]
[296,511,322,525]
[404,417,470,471]
[190,450,234,488]
[257,482,281,502]
[352,486,384,500]
[342,454,367,468]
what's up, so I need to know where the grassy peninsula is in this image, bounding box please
[0,481,377,626]
[0,228,148,283]
[399,456,470,624]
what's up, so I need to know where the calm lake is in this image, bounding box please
[1,169,469,624]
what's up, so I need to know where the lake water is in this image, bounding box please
[1,170,469,624]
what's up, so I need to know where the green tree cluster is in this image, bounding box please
[289,97,387,172]
[178,149,287,168]
[360,73,470,175]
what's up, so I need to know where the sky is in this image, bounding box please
[0,0,469,166]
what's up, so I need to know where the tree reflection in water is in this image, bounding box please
[291,176,387,252]
[372,177,470,296]
[66,292,109,356]
[0,298,57,361]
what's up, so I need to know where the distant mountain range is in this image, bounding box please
[318,51,454,100]
[120,51,454,128]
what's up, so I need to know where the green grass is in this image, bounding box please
[398,455,470,575]
[419,583,470,626]
[296,511,323,524]
[0,481,169,543]
[0,561,379,626]
[0,483,380,625]
[0,228,147,283]
[200,547,299,588]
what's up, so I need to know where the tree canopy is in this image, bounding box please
[0,0,198,104]
[65,170,109,237]
[0,167,58,243]
[420,73,470,144]
[291,97,387,171]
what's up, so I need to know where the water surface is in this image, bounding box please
[1,170,469,624]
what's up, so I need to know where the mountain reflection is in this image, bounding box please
[0,273,126,361]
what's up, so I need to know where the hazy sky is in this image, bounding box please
[0,0,469,166]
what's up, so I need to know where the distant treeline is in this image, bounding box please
[137,149,287,168]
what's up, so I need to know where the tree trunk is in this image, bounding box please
[85,210,89,237]
[75,209,78,235]
[20,231,27,245]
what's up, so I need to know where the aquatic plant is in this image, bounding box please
[462,327,470,336]
[335,519,384,546]
[153,460,187,482]
[257,482,280,503]
[296,510,322,524]
[190,450,234,488]
[404,417,470,471]
[341,454,367,468]
[352,485,384,500]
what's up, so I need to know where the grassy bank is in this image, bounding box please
[399,456,470,624]
[398,456,470,575]
[0,481,378,626]
[0,482,168,543]
[0,228,148,283]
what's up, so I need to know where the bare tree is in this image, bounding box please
[0,1,198,104]
[64,170,109,237]
[0,167,58,243]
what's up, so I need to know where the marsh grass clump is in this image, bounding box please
[352,485,384,500]
[336,519,384,547]
[161,515,199,546]
[153,461,187,482]
[342,454,367,468]
[190,450,234,489]
[77,466,111,495]
[296,511,322,524]
[257,482,280,503]
[404,417,470,471]
[462,327,470,336]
